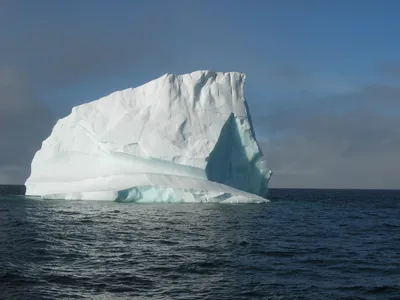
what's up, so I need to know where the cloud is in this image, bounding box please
[0,69,54,184]
[380,62,400,79]
[260,82,400,189]
[0,2,178,93]
[0,165,28,185]
[267,67,358,98]
[270,66,306,84]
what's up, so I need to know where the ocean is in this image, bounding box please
[0,187,399,299]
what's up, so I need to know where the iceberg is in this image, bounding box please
[25,71,272,203]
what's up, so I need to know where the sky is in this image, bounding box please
[1,0,400,189]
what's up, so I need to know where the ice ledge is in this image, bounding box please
[26,172,268,203]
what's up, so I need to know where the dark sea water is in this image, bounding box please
[0,187,399,300]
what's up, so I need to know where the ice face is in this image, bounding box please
[25,70,272,203]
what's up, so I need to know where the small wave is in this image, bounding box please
[343,285,400,296]
[182,245,216,253]
[366,285,400,294]
[251,250,300,257]
[158,239,180,245]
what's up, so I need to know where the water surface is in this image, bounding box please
[0,188,399,299]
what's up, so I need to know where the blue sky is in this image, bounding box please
[1,0,400,188]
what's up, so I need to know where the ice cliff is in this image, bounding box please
[25,71,272,203]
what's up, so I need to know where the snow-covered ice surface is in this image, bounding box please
[25,71,272,203]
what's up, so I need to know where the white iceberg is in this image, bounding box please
[25,71,272,203]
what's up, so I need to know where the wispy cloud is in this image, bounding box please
[379,62,400,79]
[261,80,400,189]
[267,66,358,98]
